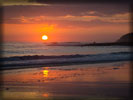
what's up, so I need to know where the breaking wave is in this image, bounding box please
[1,51,133,70]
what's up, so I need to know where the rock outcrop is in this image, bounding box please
[117,33,133,43]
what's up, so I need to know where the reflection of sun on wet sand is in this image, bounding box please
[42,93,49,97]
[1,61,130,100]
[43,68,49,77]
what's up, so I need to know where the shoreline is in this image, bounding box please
[1,61,131,100]
[2,59,132,71]
[46,42,133,46]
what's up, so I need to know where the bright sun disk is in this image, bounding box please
[42,35,48,40]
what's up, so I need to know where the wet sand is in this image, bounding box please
[0,61,131,100]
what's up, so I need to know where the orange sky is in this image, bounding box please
[3,3,130,43]
[3,23,130,42]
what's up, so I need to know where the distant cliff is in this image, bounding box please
[117,33,133,43]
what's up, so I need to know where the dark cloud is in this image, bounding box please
[2,2,130,26]
[3,3,129,17]
[33,0,131,4]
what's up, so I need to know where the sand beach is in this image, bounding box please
[0,61,131,100]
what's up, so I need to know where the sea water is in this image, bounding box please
[0,42,132,70]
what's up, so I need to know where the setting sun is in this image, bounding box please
[42,35,48,40]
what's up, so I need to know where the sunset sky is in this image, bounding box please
[3,0,130,43]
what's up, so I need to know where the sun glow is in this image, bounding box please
[42,35,48,40]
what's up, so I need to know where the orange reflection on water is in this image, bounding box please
[42,93,49,97]
[2,62,130,84]
[43,68,49,78]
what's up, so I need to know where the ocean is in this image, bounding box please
[1,42,132,100]
[1,42,132,70]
